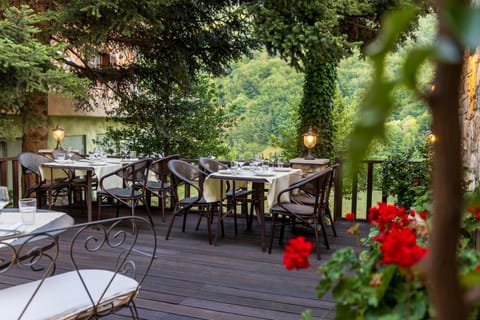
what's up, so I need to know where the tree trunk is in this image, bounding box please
[19,1,52,152]
[427,0,467,317]
[22,93,48,152]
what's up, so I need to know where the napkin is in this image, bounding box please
[0,222,24,237]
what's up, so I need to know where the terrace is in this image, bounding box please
[0,205,369,320]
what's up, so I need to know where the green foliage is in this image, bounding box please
[215,51,303,160]
[299,61,337,158]
[0,4,88,138]
[52,0,260,156]
[316,212,480,319]
[346,9,436,174]
[95,75,231,158]
[382,143,432,209]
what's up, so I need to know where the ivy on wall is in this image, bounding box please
[299,61,337,159]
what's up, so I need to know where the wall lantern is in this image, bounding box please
[303,127,317,160]
[52,123,65,150]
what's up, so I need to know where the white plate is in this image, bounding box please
[217,170,233,175]
[89,162,107,166]
[55,159,73,164]
[255,172,275,177]
[273,168,291,172]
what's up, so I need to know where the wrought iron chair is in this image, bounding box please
[97,159,154,225]
[291,163,339,237]
[145,154,180,222]
[198,157,254,234]
[268,167,333,259]
[0,216,156,319]
[18,152,70,208]
[165,159,223,244]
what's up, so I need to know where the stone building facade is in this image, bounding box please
[461,51,480,190]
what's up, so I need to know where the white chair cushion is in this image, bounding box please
[0,269,139,320]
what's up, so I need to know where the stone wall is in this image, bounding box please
[461,51,480,190]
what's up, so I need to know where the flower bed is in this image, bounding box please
[284,201,480,319]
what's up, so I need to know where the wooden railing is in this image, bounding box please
[333,159,387,221]
[1,156,423,220]
[0,157,20,207]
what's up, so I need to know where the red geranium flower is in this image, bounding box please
[345,212,355,222]
[378,228,428,268]
[419,211,427,220]
[283,236,313,270]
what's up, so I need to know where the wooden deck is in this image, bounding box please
[0,205,370,320]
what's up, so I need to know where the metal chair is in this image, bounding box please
[198,157,254,234]
[268,168,333,259]
[145,154,180,222]
[291,163,339,237]
[165,159,222,244]
[97,159,154,225]
[18,152,70,208]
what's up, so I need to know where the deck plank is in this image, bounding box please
[0,205,370,319]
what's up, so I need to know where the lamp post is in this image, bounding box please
[303,127,317,160]
[52,123,65,151]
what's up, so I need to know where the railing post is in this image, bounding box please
[12,159,19,206]
[333,158,343,220]
[366,161,374,215]
[351,170,358,217]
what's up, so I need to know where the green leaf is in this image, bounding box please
[375,265,397,301]
[366,7,418,58]
[401,48,433,90]
[461,271,480,287]
[445,5,480,51]
[335,303,357,320]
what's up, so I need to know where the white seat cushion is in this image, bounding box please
[0,269,139,320]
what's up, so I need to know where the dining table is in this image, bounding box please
[204,166,302,252]
[40,158,127,222]
[0,208,74,243]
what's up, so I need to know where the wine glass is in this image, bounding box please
[269,152,277,168]
[66,147,74,161]
[237,154,245,171]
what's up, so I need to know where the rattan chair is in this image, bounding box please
[198,157,254,234]
[291,163,339,237]
[18,152,70,208]
[145,154,180,222]
[97,159,154,225]
[268,168,333,259]
[165,159,223,244]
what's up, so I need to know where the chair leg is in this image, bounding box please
[143,196,155,226]
[97,194,103,220]
[206,209,212,245]
[165,208,180,240]
[268,213,277,254]
[161,191,167,222]
[325,206,337,237]
[313,222,321,260]
[318,215,330,249]
[278,215,286,245]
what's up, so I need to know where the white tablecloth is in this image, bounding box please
[40,159,123,190]
[204,168,302,207]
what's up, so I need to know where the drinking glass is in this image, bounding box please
[231,160,239,174]
[66,147,74,160]
[19,198,36,225]
[277,157,284,168]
